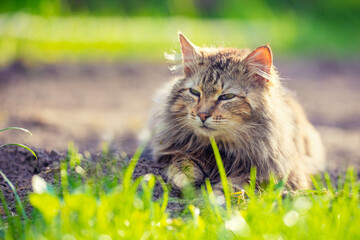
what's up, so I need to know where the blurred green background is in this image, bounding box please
[0,0,359,65]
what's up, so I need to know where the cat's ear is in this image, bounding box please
[243,45,273,83]
[178,32,199,77]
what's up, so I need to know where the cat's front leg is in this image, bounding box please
[167,158,204,190]
[212,176,249,196]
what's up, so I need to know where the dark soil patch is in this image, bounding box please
[0,145,183,215]
[0,145,355,217]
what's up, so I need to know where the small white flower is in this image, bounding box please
[98,234,112,240]
[124,220,130,227]
[143,174,152,181]
[294,197,312,211]
[75,166,85,176]
[283,210,300,227]
[117,230,125,237]
[194,207,200,216]
[263,233,283,240]
[133,198,144,209]
[216,195,225,205]
[225,215,251,237]
[62,234,76,240]
[32,175,47,194]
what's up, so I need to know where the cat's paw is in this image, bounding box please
[167,160,204,189]
[167,164,193,189]
[171,171,191,189]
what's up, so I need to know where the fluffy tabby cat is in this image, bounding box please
[149,33,325,193]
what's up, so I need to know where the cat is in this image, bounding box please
[149,32,326,194]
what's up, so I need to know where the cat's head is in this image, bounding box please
[168,33,277,139]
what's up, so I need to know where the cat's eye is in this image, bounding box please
[189,88,201,97]
[218,94,236,101]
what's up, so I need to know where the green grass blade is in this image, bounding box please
[324,172,334,196]
[0,188,12,220]
[0,127,32,136]
[350,168,359,200]
[0,189,17,239]
[0,170,27,220]
[205,178,222,221]
[209,136,231,216]
[343,167,353,195]
[0,144,37,159]
[60,161,69,195]
[157,176,169,214]
[123,141,147,190]
[310,175,321,191]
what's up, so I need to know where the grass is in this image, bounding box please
[0,127,37,159]
[0,140,360,239]
[0,13,359,66]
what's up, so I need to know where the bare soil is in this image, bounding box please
[0,145,183,214]
[0,58,360,211]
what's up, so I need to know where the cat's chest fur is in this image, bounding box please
[155,122,286,183]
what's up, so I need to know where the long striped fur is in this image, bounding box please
[149,33,325,193]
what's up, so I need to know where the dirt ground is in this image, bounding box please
[0,145,184,214]
[0,58,360,209]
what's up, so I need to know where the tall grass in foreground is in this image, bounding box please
[0,141,360,239]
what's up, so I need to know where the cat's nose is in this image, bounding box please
[197,112,210,123]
